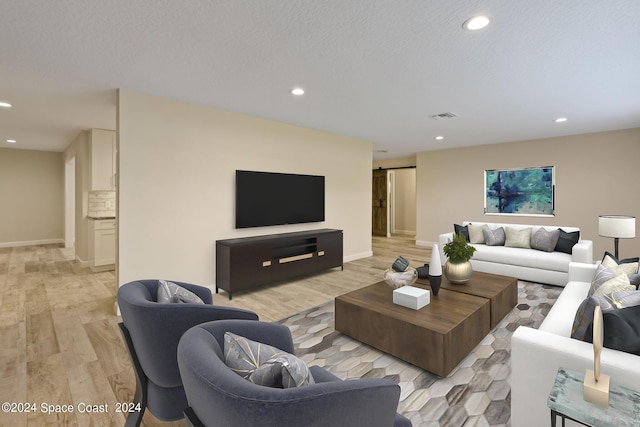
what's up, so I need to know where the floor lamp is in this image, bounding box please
[598,215,636,259]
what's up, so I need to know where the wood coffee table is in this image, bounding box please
[335,271,518,376]
[417,271,518,328]
[335,281,490,377]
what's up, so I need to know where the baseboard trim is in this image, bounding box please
[393,229,416,236]
[75,255,91,268]
[0,238,64,248]
[415,240,437,247]
[344,251,374,263]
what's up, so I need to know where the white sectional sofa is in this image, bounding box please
[438,222,593,287]
[511,262,640,427]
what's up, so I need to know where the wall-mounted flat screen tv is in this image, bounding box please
[235,170,325,228]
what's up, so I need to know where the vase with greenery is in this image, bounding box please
[442,232,477,284]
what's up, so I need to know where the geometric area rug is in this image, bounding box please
[277,281,562,427]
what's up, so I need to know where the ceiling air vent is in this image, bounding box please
[430,112,457,120]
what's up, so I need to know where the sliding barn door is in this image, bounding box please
[372,170,388,237]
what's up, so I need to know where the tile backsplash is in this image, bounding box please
[88,191,116,217]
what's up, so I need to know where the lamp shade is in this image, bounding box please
[598,215,635,239]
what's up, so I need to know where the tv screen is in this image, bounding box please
[235,170,325,228]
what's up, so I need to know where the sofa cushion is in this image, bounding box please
[530,228,560,252]
[468,224,489,244]
[472,244,572,273]
[483,227,505,246]
[555,229,580,254]
[505,227,532,249]
[157,279,205,304]
[224,332,314,388]
[571,290,640,340]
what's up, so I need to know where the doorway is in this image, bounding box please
[372,169,388,237]
[372,167,416,238]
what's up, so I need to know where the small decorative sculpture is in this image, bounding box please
[583,305,610,407]
[429,244,442,296]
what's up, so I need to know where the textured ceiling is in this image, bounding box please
[1,1,639,158]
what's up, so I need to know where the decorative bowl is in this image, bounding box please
[384,267,418,289]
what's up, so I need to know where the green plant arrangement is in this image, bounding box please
[443,232,477,264]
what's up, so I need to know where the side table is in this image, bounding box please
[547,367,640,427]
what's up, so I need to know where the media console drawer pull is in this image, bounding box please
[318,251,325,256]
[262,261,272,267]
[279,253,313,264]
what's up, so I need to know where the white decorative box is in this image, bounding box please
[393,286,430,310]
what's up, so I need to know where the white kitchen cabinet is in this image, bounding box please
[89,129,116,191]
[89,219,116,271]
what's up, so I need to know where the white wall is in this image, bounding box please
[117,90,373,287]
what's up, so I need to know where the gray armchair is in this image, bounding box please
[117,280,259,426]
[177,319,412,427]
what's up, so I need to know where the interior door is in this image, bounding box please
[372,170,388,236]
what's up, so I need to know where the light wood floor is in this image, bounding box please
[0,235,430,427]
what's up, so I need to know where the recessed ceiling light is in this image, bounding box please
[291,88,305,96]
[0,101,12,108]
[435,136,445,140]
[7,139,17,144]
[463,15,490,31]
[554,117,568,123]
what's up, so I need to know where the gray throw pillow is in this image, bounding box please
[504,227,532,249]
[224,332,314,388]
[530,228,560,252]
[157,280,205,304]
[482,227,505,246]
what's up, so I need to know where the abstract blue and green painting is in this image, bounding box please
[484,167,554,216]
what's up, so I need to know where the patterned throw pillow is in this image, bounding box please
[468,224,489,244]
[555,229,580,254]
[224,332,314,388]
[530,228,560,252]
[157,280,205,304]
[589,264,634,297]
[571,290,640,340]
[505,227,532,249]
[482,227,505,246]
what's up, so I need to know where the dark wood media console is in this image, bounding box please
[215,229,343,299]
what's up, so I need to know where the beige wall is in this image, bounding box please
[416,128,640,259]
[63,131,91,262]
[0,148,63,246]
[373,156,416,169]
[117,90,373,286]
[392,169,416,235]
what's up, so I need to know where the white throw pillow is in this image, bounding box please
[505,227,532,249]
[468,224,489,244]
